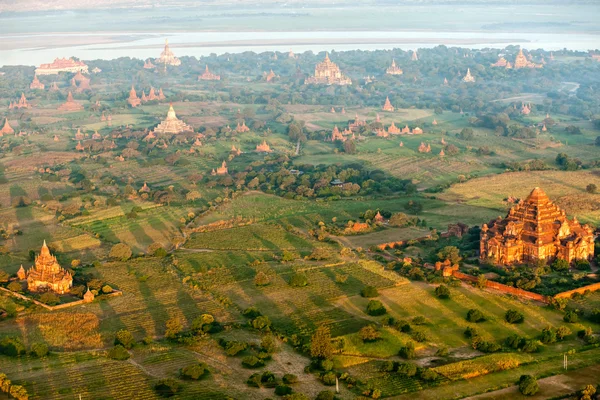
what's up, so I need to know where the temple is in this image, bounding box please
[128,86,142,108]
[35,58,88,75]
[256,140,272,152]
[382,96,395,112]
[143,59,156,69]
[73,71,89,83]
[199,65,221,81]
[521,103,531,115]
[76,79,91,93]
[10,93,30,109]
[491,57,508,67]
[156,39,181,67]
[30,75,45,90]
[58,91,84,112]
[462,68,475,83]
[236,121,250,133]
[418,142,431,153]
[386,59,403,75]
[387,122,400,135]
[0,118,14,136]
[153,104,193,135]
[480,187,595,265]
[25,241,73,294]
[216,161,228,175]
[514,49,542,69]
[265,70,277,82]
[304,54,352,86]
[411,51,418,61]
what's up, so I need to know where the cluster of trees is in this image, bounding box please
[0,337,48,359]
[0,374,28,400]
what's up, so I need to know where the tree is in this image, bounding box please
[358,325,380,342]
[288,120,306,155]
[505,309,525,324]
[9,385,28,400]
[180,363,208,380]
[579,384,597,400]
[458,128,474,140]
[466,309,486,322]
[564,310,579,323]
[154,378,180,397]
[551,259,570,272]
[107,345,130,360]
[366,300,387,316]
[289,272,308,287]
[399,341,416,359]
[435,285,450,299]
[30,342,49,357]
[310,325,333,360]
[165,317,183,340]
[114,329,135,349]
[261,334,278,354]
[404,200,423,214]
[109,243,132,261]
[437,246,461,264]
[586,184,597,194]
[360,286,379,298]
[254,271,271,286]
[518,375,539,396]
[7,281,22,293]
[343,140,357,154]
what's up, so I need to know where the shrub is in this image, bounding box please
[109,243,132,261]
[397,362,417,377]
[518,375,539,396]
[366,300,386,316]
[551,259,570,272]
[154,379,180,397]
[0,337,26,357]
[7,281,22,292]
[419,368,440,381]
[399,341,416,359]
[521,340,539,353]
[30,342,49,358]
[358,325,380,342]
[107,345,130,360]
[282,374,298,384]
[321,372,336,386]
[254,271,271,286]
[289,272,308,287]
[590,309,600,324]
[504,334,525,349]
[411,329,427,343]
[242,356,265,368]
[586,184,597,194]
[321,359,334,371]
[275,385,293,396]
[261,371,278,388]
[556,326,572,340]
[246,373,261,388]
[505,309,525,324]
[360,286,379,298]
[315,391,335,400]
[39,292,60,306]
[464,326,479,338]
[466,309,486,322]
[251,315,272,331]
[243,307,262,319]
[540,327,557,344]
[564,310,579,323]
[180,363,207,380]
[412,316,427,325]
[224,340,248,356]
[114,329,135,349]
[435,285,450,299]
[395,319,411,333]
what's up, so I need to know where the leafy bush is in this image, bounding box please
[109,243,132,261]
[435,284,450,299]
[399,341,416,359]
[315,391,335,400]
[154,379,180,397]
[358,325,380,342]
[180,363,208,380]
[360,286,379,298]
[275,385,293,396]
[242,356,265,368]
[518,375,539,396]
[411,329,427,343]
[412,316,427,325]
[289,272,308,287]
[556,326,572,340]
[39,292,60,306]
[321,372,336,386]
[107,345,130,360]
[397,362,417,377]
[564,310,579,323]
[540,327,557,344]
[366,300,386,316]
[505,309,525,324]
[0,337,26,357]
[466,309,486,322]
[114,329,135,349]
[223,340,248,356]
[30,342,49,358]
[251,316,272,331]
[282,374,298,384]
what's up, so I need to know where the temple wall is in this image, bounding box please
[554,282,600,299]
[452,270,549,303]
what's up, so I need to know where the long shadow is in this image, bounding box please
[137,270,170,337]
[175,286,201,327]
[127,221,154,250]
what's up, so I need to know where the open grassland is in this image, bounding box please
[438,170,600,225]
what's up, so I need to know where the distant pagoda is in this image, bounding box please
[153,103,193,135]
[25,240,72,294]
[304,53,352,86]
[491,57,508,67]
[386,59,403,75]
[0,118,14,136]
[128,86,142,108]
[156,39,181,67]
[265,69,277,82]
[411,51,418,61]
[35,58,88,75]
[215,161,228,175]
[9,93,30,109]
[143,59,156,69]
[462,68,475,83]
[198,65,221,81]
[480,187,594,265]
[256,140,272,153]
[57,91,84,112]
[382,96,395,112]
[30,75,45,90]
[236,121,250,133]
[387,122,400,135]
[514,49,542,69]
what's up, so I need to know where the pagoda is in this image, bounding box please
[439,149,445,157]
[58,91,84,112]
[401,125,410,134]
[480,187,594,265]
[11,93,30,109]
[35,58,88,75]
[411,51,418,61]
[76,79,91,93]
[199,65,220,81]
[216,161,228,175]
[376,128,389,138]
[412,127,423,135]
[92,67,102,74]
[304,54,352,86]
[265,69,277,82]
[443,77,449,86]
[491,57,508,67]
[75,128,84,140]
[75,141,85,151]
[514,49,542,69]
[153,104,193,135]
[256,140,272,153]
[331,126,345,142]
[25,241,72,294]
[349,113,366,131]
[127,86,142,108]
[143,59,156,69]
[156,39,181,67]
[386,59,403,75]
[73,70,89,83]
[30,75,45,90]
[330,107,336,113]
[432,119,438,125]
[230,145,241,155]
[236,121,250,133]
[387,122,401,135]
[92,130,101,140]
[147,87,158,101]
[158,88,166,100]
[462,68,475,83]
[542,124,547,132]
[418,142,431,153]
[50,82,59,91]
[288,49,296,59]
[382,97,395,112]
[139,182,151,193]
[0,118,14,136]
[521,103,531,115]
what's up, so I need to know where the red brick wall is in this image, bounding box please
[554,282,600,299]
[452,271,549,303]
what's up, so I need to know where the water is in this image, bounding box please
[1,30,598,66]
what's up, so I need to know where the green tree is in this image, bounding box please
[505,309,525,324]
[437,246,461,264]
[154,378,180,397]
[289,272,308,287]
[360,286,379,298]
[466,309,486,322]
[180,363,208,380]
[366,300,387,316]
[114,329,135,349]
[310,325,333,360]
[109,243,132,261]
[435,285,450,299]
[107,345,130,360]
[519,375,539,396]
[165,317,183,340]
[358,325,380,342]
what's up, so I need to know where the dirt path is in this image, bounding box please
[465,363,600,400]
